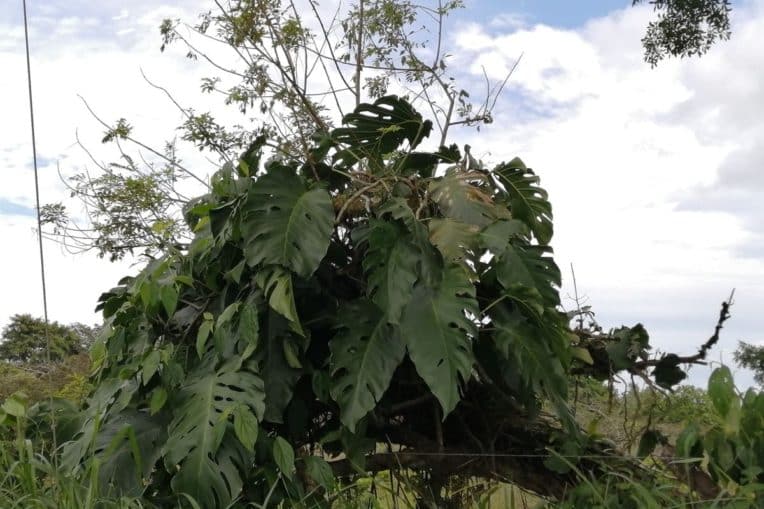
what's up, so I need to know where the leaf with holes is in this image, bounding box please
[162,359,265,507]
[494,158,553,245]
[330,300,405,431]
[362,220,419,324]
[400,265,478,416]
[93,409,166,498]
[243,167,333,278]
[490,303,568,402]
[333,95,433,166]
[496,241,560,307]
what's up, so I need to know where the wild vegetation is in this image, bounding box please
[4,0,761,507]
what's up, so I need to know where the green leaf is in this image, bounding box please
[708,366,737,418]
[428,219,480,261]
[93,410,165,498]
[496,242,560,307]
[233,405,259,452]
[273,436,295,479]
[175,275,194,287]
[243,168,333,278]
[217,302,240,328]
[160,285,178,316]
[142,350,161,384]
[676,423,700,457]
[494,158,553,245]
[362,220,419,323]
[376,197,443,286]
[333,96,432,166]
[400,265,478,416]
[570,347,594,365]
[255,267,303,335]
[491,304,568,401]
[150,387,168,415]
[237,303,259,351]
[304,456,335,491]
[196,319,214,358]
[163,359,265,507]
[429,171,504,226]
[330,300,406,431]
[225,260,246,284]
[1,392,27,417]
[480,219,530,254]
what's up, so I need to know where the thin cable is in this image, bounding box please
[23,0,57,452]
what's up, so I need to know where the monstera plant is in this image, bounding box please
[60,96,683,507]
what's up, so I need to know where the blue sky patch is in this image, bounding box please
[0,198,35,217]
[457,0,631,29]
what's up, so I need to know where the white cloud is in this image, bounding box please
[450,2,764,386]
[1,0,761,389]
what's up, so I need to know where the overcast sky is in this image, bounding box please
[1,0,762,388]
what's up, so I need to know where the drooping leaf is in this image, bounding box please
[196,317,214,358]
[160,284,178,317]
[330,300,406,431]
[273,436,295,479]
[233,405,259,452]
[428,218,480,261]
[162,359,265,507]
[400,265,478,416]
[495,242,561,307]
[303,455,336,491]
[376,197,442,286]
[494,158,553,245]
[490,303,568,401]
[362,220,419,323]
[480,219,530,254]
[149,387,168,415]
[255,267,303,335]
[243,167,333,278]
[429,170,504,226]
[142,350,161,384]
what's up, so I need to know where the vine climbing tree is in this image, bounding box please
[53,96,754,508]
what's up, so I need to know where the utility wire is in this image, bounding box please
[23,0,57,451]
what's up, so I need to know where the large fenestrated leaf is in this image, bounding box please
[494,158,553,245]
[362,220,419,324]
[332,96,433,166]
[428,218,480,261]
[429,170,505,227]
[92,410,165,498]
[162,359,265,507]
[490,303,568,403]
[330,300,406,431]
[376,197,443,286]
[495,242,561,307]
[243,168,333,278]
[400,265,478,416]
